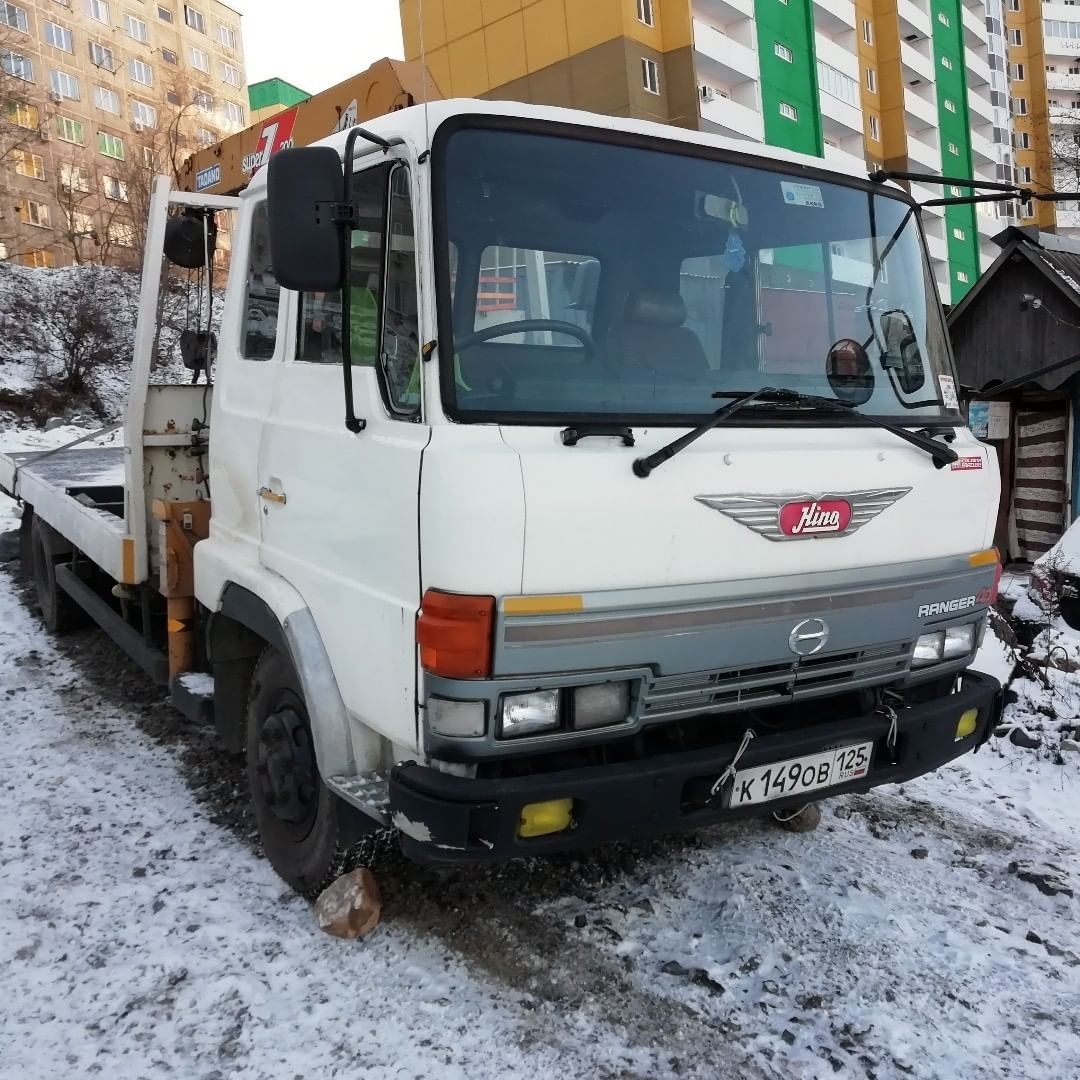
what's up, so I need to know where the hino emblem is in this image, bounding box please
[695,488,912,541]
[789,618,830,656]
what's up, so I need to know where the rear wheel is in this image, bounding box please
[246,646,345,896]
[30,518,82,634]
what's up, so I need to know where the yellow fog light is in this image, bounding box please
[956,709,979,741]
[518,798,574,838]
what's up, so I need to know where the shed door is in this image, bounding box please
[1011,404,1069,560]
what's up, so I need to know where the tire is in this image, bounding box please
[246,646,345,896]
[1060,595,1080,632]
[30,518,82,634]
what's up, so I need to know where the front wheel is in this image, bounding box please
[246,646,345,896]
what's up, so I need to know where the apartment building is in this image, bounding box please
[1,0,247,267]
[399,0,1013,300]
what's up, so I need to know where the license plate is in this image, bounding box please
[729,741,873,807]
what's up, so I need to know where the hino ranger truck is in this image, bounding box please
[0,100,1004,895]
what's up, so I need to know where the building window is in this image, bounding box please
[1022,165,1033,182]
[56,114,85,142]
[10,101,38,128]
[1016,97,1027,115]
[862,19,873,45]
[950,185,963,197]
[866,68,877,93]
[938,12,949,25]
[868,114,880,141]
[218,21,238,48]
[0,50,33,80]
[108,221,135,247]
[103,174,129,201]
[60,163,90,192]
[66,209,95,238]
[775,42,793,63]
[1008,0,1021,9]
[184,4,204,32]
[1012,63,1026,80]
[95,84,120,112]
[158,6,173,23]
[89,42,115,69]
[21,250,55,268]
[19,200,51,228]
[193,88,213,112]
[817,61,859,106]
[779,101,798,121]
[50,69,80,100]
[124,14,149,42]
[953,227,966,240]
[44,21,74,51]
[187,45,210,73]
[85,0,110,24]
[132,100,157,128]
[947,141,959,154]
[129,58,153,85]
[222,99,245,125]
[161,48,177,64]
[1009,28,1023,45]
[636,0,654,27]
[956,271,969,284]
[942,56,954,70]
[142,145,156,168]
[1016,131,1030,148]
[196,126,214,144]
[219,61,241,86]
[13,150,45,180]
[944,98,957,113]
[98,131,125,158]
[1022,199,1034,217]
[1,3,28,33]
[641,57,660,94]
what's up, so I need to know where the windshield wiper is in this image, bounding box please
[632,387,959,478]
[750,389,959,469]
[632,388,777,477]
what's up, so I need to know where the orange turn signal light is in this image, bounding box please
[417,589,495,679]
[969,548,1003,605]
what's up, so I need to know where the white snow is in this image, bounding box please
[177,671,215,699]
[1035,519,1080,578]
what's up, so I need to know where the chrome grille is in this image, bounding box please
[642,640,913,722]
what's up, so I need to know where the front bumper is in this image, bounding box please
[389,671,1003,865]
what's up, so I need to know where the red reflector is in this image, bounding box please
[417,590,495,679]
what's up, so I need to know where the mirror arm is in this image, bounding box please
[340,127,368,434]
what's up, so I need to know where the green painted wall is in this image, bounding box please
[930,0,980,302]
[756,0,823,157]
[249,77,310,113]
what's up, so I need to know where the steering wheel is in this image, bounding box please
[454,319,595,356]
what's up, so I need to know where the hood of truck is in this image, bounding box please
[498,424,999,595]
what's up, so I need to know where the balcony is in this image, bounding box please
[822,141,868,177]
[1047,36,1080,59]
[965,49,991,88]
[815,33,859,81]
[819,90,863,138]
[971,130,997,166]
[692,18,760,85]
[962,6,987,49]
[693,0,755,23]
[904,87,938,131]
[967,89,994,125]
[908,132,942,172]
[925,231,949,267]
[812,0,856,35]
[900,41,935,86]
[1047,72,1080,93]
[699,91,764,142]
[897,0,932,42]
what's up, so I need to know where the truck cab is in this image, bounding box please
[190,100,1002,885]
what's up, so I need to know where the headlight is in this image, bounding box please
[500,689,560,737]
[912,631,945,667]
[428,697,485,738]
[943,623,976,659]
[572,682,631,730]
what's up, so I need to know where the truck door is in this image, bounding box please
[257,162,429,751]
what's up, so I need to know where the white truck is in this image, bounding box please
[1,100,1004,895]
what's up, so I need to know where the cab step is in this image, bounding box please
[327,772,390,826]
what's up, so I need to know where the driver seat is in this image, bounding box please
[611,290,708,380]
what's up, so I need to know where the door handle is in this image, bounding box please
[257,486,287,505]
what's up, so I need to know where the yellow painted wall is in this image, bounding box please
[399,0,693,97]
[1007,6,1054,229]
[870,0,909,170]
[855,0,885,168]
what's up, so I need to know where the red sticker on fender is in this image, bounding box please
[951,456,983,471]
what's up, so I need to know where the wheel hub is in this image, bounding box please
[256,704,317,825]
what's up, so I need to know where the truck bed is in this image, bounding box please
[0,445,131,583]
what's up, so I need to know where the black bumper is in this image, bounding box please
[389,671,1003,865]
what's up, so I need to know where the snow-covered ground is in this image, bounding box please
[2,422,1080,1078]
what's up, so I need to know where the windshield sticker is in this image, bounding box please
[939,375,959,410]
[781,182,824,208]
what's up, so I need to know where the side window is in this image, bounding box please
[381,166,420,415]
[296,164,389,367]
[473,246,597,346]
[242,201,280,360]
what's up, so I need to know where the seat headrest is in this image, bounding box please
[625,291,687,327]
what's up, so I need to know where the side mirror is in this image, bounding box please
[267,146,345,293]
[879,309,925,394]
[826,338,874,405]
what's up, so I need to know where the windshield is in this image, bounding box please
[435,124,958,424]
